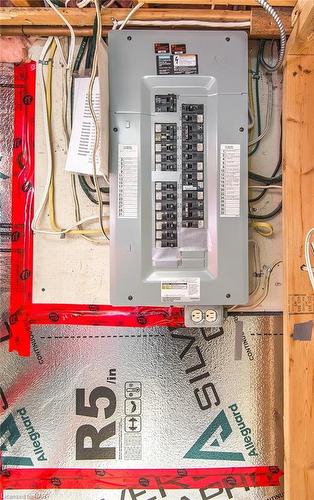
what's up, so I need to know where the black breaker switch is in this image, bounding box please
[181,103,205,229]
[155,182,178,247]
[155,94,177,112]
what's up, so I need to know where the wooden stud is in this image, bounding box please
[287,0,314,54]
[0,7,253,26]
[283,47,314,500]
[135,0,296,6]
[250,7,292,38]
[10,0,43,5]
[0,6,292,37]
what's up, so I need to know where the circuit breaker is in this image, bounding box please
[109,30,248,308]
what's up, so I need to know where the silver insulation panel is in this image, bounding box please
[1,318,283,499]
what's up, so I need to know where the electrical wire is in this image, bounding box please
[249,171,282,184]
[249,116,282,202]
[117,2,144,30]
[113,19,251,29]
[248,72,273,147]
[229,260,282,311]
[305,228,314,290]
[45,0,76,70]
[86,0,110,240]
[249,239,262,296]
[78,176,109,205]
[249,185,282,190]
[248,106,254,130]
[46,39,61,232]
[248,43,262,157]
[32,39,107,238]
[255,0,286,72]
[249,201,282,220]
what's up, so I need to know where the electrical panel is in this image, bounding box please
[109,30,248,307]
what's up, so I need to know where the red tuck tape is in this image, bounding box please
[8,62,184,357]
[0,466,283,493]
[3,63,283,499]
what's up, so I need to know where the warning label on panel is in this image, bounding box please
[156,54,174,75]
[220,144,241,218]
[173,54,198,74]
[118,144,138,218]
[156,54,198,75]
[161,277,200,303]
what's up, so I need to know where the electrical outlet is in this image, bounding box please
[205,309,217,323]
[191,309,203,324]
[185,305,224,328]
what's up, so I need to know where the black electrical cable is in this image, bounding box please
[78,176,109,205]
[248,41,263,157]
[249,201,282,220]
[249,116,282,202]
[85,17,98,70]
[260,38,281,72]
[89,176,109,193]
[81,175,109,196]
[248,40,279,157]
[249,171,282,184]
[74,36,89,73]
[49,0,65,6]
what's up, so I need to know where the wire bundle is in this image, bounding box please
[248,42,283,226]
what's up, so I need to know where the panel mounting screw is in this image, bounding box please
[239,127,244,132]
[225,37,230,42]
[128,295,133,301]
[226,293,231,298]
[127,36,132,41]
[113,127,118,132]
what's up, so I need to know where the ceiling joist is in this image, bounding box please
[0,6,292,37]
[138,0,296,6]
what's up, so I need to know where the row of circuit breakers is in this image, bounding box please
[109,30,249,325]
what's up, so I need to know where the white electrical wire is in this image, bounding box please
[248,73,273,147]
[256,0,286,71]
[113,19,251,29]
[229,260,282,311]
[33,215,109,236]
[305,228,314,290]
[86,0,110,240]
[45,0,76,70]
[32,38,108,238]
[32,37,55,235]
[118,2,144,31]
[249,185,282,190]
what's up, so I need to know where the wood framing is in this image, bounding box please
[9,0,43,6]
[138,0,296,5]
[283,1,314,498]
[0,6,292,37]
[287,0,314,54]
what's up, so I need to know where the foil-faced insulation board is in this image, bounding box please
[1,317,283,499]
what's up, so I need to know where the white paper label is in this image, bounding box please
[161,278,200,303]
[173,54,196,67]
[220,144,241,217]
[118,144,138,218]
[65,77,103,176]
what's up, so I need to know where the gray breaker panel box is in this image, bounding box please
[109,30,248,306]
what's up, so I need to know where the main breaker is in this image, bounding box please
[109,30,248,318]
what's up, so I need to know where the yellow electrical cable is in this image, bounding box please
[42,39,108,238]
[46,40,61,233]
